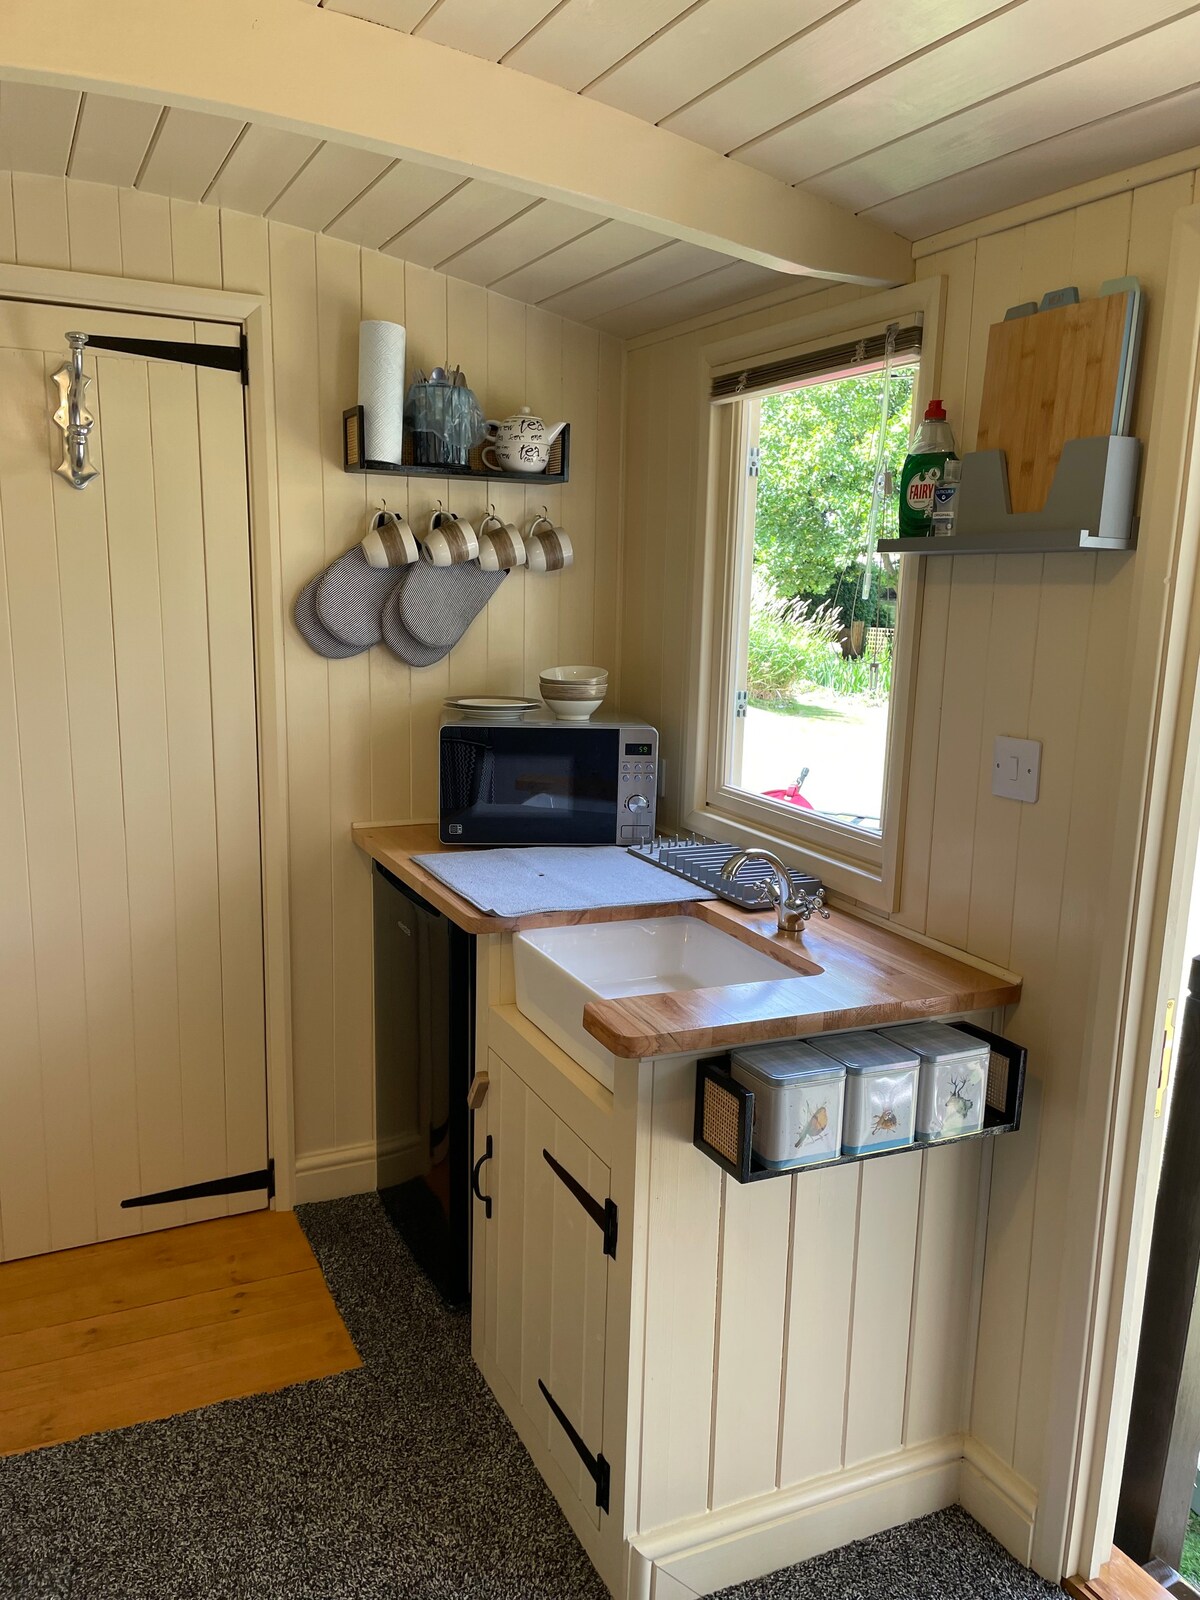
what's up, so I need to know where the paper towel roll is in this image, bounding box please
[357,320,406,466]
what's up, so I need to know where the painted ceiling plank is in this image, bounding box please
[587,0,842,126]
[383,180,536,268]
[414,0,564,62]
[492,219,672,304]
[809,9,1200,213]
[590,259,794,337]
[0,0,912,283]
[204,123,320,214]
[662,0,1007,156]
[541,238,738,321]
[0,82,79,176]
[440,199,604,285]
[321,0,438,30]
[137,105,245,202]
[68,93,162,187]
[748,0,1197,185]
[324,160,464,248]
[502,0,698,93]
[267,142,393,231]
[864,81,1200,238]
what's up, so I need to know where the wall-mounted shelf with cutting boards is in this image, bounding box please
[881,278,1143,557]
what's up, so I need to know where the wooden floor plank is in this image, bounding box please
[0,1270,319,1373]
[0,1211,315,1337]
[1065,1549,1176,1600]
[0,1211,360,1457]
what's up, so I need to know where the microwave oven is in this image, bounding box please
[439,718,659,846]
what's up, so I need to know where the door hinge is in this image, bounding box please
[122,1158,274,1209]
[1155,998,1176,1118]
[735,688,749,720]
[85,332,249,384]
[747,445,761,478]
[539,1380,610,1513]
[543,1149,617,1259]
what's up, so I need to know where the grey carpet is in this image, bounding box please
[0,1196,1060,1600]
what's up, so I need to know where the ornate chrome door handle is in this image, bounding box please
[52,332,99,490]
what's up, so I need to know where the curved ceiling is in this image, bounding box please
[0,0,1198,339]
[328,0,1200,241]
[0,78,812,337]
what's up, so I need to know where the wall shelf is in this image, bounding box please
[694,1021,1026,1184]
[878,434,1139,556]
[342,406,570,484]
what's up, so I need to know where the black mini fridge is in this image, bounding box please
[373,863,475,1307]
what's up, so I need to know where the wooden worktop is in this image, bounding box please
[353,823,1021,1057]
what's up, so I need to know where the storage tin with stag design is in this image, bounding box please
[729,1042,845,1169]
[877,1022,989,1142]
[809,1030,920,1157]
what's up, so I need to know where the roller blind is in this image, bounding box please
[710,319,922,402]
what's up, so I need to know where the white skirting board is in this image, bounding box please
[960,1436,1039,1569]
[293,1141,378,1203]
[293,1133,427,1202]
[626,1437,1039,1600]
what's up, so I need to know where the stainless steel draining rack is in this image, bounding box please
[627,833,823,912]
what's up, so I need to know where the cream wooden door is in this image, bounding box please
[486,1048,611,1526]
[0,299,268,1263]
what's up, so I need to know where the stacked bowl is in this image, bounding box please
[540,665,608,721]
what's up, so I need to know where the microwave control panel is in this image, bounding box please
[620,734,657,841]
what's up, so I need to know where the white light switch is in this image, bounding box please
[992,736,1041,803]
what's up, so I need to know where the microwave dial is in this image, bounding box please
[626,793,650,812]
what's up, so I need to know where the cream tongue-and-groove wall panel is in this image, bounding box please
[616,156,1200,1576]
[0,167,622,1186]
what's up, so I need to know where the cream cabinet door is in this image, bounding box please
[0,301,267,1261]
[483,1047,611,1526]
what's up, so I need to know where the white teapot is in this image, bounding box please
[481,407,566,474]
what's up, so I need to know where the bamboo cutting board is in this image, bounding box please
[976,292,1131,512]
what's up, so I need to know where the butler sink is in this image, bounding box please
[512,916,797,1087]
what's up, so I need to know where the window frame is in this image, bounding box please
[681,277,946,912]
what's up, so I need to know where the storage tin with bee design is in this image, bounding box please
[877,1022,989,1142]
[808,1030,920,1156]
[729,1042,845,1169]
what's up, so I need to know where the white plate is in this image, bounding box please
[445,695,539,721]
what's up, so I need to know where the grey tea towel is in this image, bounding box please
[293,572,368,658]
[315,547,405,649]
[412,846,715,917]
[401,562,506,650]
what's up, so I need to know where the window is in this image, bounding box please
[695,287,940,903]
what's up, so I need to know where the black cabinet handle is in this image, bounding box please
[471,1135,493,1219]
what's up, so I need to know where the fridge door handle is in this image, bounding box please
[471,1134,494,1219]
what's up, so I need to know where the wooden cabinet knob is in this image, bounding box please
[467,1071,490,1110]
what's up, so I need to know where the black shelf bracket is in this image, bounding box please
[543,1148,618,1259]
[539,1379,610,1513]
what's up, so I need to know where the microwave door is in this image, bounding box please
[441,727,620,844]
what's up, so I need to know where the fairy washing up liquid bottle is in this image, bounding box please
[899,399,957,538]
